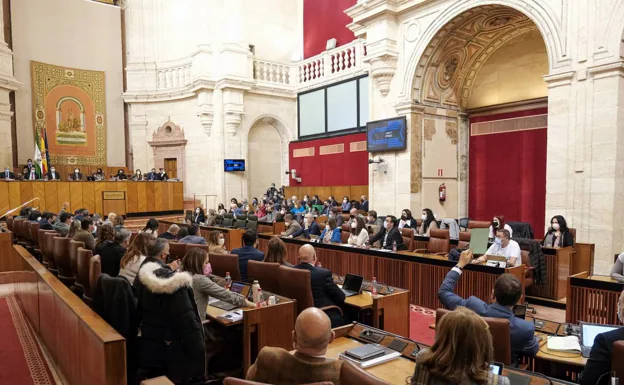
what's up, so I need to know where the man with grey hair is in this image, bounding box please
[346,207,364,226]
[579,290,624,385]
[158,224,180,240]
[133,238,177,292]
[291,213,320,239]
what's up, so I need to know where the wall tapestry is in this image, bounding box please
[31,61,106,165]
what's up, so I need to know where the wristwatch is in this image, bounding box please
[454,264,463,270]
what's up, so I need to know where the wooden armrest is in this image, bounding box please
[434,252,448,256]
[319,305,343,316]
[413,248,427,253]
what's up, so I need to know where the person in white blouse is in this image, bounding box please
[488,215,513,239]
[348,216,369,246]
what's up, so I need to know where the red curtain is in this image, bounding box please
[469,108,547,235]
[289,133,368,186]
[303,0,357,58]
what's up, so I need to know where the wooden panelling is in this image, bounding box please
[0,232,18,271]
[146,183,156,212]
[136,182,147,212]
[154,183,163,212]
[332,186,351,201]
[70,183,84,211]
[173,183,184,210]
[350,185,369,200]
[82,182,96,214]
[32,182,46,210]
[44,183,59,214]
[94,182,105,215]
[0,181,9,214]
[8,181,21,209]
[20,182,33,204]
[57,183,70,212]
[566,272,624,325]
[527,247,572,300]
[573,243,595,275]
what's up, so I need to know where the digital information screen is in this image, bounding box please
[366,117,407,152]
[224,159,245,172]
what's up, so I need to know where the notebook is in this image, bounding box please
[469,228,490,256]
[546,336,581,352]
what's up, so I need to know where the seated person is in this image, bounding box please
[542,215,574,248]
[119,233,151,285]
[178,224,207,244]
[320,200,331,215]
[291,200,306,215]
[263,236,293,266]
[72,218,96,250]
[70,168,84,181]
[438,249,539,364]
[116,169,127,180]
[146,168,158,181]
[181,248,253,321]
[157,168,169,181]
[248,308,368,385]
[348,217,369,246]
[21,166,38,181]
[47,166,61,180]
[330,207,344,226]
[411,306,510,385]
[474,229,520,267]
[132,169,143,181]
[207,230,227,254]
[157,224,179,240]
[366,210,384,227]
[54,212,72,236]
[280,213,302,238]
[295,245,345,328]
[38,212,55,230]
[489,215,513,239]
[579,290,624,385]
[2,166,14,180]
[319,217,341,244]
[366,215,406,251]
[398,209,418,229]
[360,195,369,212]
[95,225,130,277]
[292,213,320,239]
[341,196,351,212]
[231,230,264,281]
[346,207,361,226]
[92,168,105,181]
[416,208,438,236]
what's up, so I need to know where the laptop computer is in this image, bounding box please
[341,274,364,297]
[469,228,490,256]
[580,322,620,357]
[211,282,252,311]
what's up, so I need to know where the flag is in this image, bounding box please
[34,123,50,179]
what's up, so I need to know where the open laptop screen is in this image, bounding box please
[581,323,619,347]
[342,274,364,293]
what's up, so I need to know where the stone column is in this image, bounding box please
[457,113,469,218]
[0,0,20,167]
[127,104,150,172]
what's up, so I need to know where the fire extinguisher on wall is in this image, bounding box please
[439,183,446,202]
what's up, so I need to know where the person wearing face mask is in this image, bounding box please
[258,204,276,222]
[25,159,35,174]
[578,290,624,385]
[319,217,341,244]
[329,207,344,227]
[366,215,406,251]
[92,168,105,181]
[340,196,351,213]
[328,196,337,207]
[157,168,169,181]
[22,166,39,181]
[2,166,14,180]
[71,168,84,181]
[398,209,417,230]
[291,200,306,215]
[146,168,158,181]
[208,230,228,254]
[231,230,265,280]
[346,208,364,227]
[348,217,369,246]
[182,248,253,322]
[474,229,520,267]
[416,208,438,236]
[320,200,331,215]
[46,166,61,180]
[116,169,128,180]
[541,215,573,248]
[133,169,143,181]
[488,215,513,239]
[255,201,267,218]
[292,213,321,239]
[192,207,205,224]
[359,195,369,213]
[280,213,302,238]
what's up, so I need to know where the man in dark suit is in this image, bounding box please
[579,290,624,385]
[359,195,369,213]
[330,208,344,227]
[366,215,406,251]
[70,168,84,181]
[2,166,14,180]
[295,244,345,328]
[231,230,264,281]
[438,249,539,365]
[47,167,61,180]
[38,212,55,230]
[25,159,35,175]
[292,213,321,239]
[157,168,169,181]
[145,168,158,181]
[158,224,179,240]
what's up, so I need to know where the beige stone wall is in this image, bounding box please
[247,123,283,199]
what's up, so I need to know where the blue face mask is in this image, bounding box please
[494,238,502,246]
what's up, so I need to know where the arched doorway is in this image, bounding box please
[412,5,550,233]
[247,117,286,199]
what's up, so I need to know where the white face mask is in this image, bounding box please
[552,223,560,231]
[421,214,427,221]
[196,209,200,214]
[343,199,348,203]
[351,222,357,229]
[218,238,225,246]
[285,222,290,227]
[384,221,390,229]
[51,169,55,173]
[74,170,79,173]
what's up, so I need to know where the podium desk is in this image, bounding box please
[256,221,285,235]
[526,246,573,300]
[565,272,624,325]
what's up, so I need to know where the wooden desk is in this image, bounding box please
[565,271,624,325]
[257,235,525,312]
[527,247,573,300]
[572,243,595,276]
[158,220,245,251]
[205,295,296,373]
[0,180,183,217]
[256,221,285,235]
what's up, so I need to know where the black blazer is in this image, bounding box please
[541,229,574,248]
[146,172,159,181]
[47,171,61,180]
[368,226,406,250]
[192,213,205,224]
[158,172,169,181]
[94,241,127,278]
[579,327,624,385]
[70,172,84,181]
[294,263,345,309]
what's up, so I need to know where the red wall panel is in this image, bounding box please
[304,0,357,59]
[469,108,547,236]
[289,133,368,186]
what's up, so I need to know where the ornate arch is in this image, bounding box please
[399,0,566,106]
[243,114,292,186]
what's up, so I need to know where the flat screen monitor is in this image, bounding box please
[224,159,245,172]
[366,116,407,152]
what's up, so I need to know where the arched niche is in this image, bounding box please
[148,120,187,181]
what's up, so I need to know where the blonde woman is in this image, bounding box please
[207,230,227,254]
[118,233,151,284]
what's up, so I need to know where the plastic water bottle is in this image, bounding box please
[392,240,397,252]
[224,272,232,290]
[371,277,378,296]
[252,280,261,303]
[255,288,263,306]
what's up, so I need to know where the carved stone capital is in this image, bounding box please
[369,55,398,97]
[224,111,243,135]
[197,108,214,136]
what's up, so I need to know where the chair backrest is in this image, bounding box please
[435,308,511,365]
[88,255,102,303]
[186,244,209,253]
[38,229,54,263]
[234,215,247,228]
[76,247,93,293]
[341,223,351,232]
[53,236,72,279]
[69,240,85,279]
[458,217,470,230]
[215,214,223,225]
[29,222,40,246]
[168,242,187,261]
[612,341,624,378]
[6,216,13,232]
[209,252,241,281]
[223,214,234,227]
[247,260,280,293]
[340,360,387,385]
[223,378,333,385]
[402,236,414,251]
[278,265,314,314]
[457,231,471,249]
[400,228,413,238]
[43,232,58,270]
[246,215,258,230]
[23,220,33,241]
[13,218,25,239]
[428,229,450,254]
[468,220,491,230]
[340,230,350,244]
[569,227,577,242]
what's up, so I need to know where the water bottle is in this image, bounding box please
[224,272,232,290]
[371,277,378,296]
[255,288,263,306]
[392,240,397,252]
[252,280,261,303]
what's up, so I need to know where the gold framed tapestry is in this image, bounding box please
[31,61,106,165]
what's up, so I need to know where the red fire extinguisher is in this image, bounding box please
[439,183,446,202]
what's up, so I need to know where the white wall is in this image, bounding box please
[248,123,283,199]
[12,0,124,166]
[245,0,301,62]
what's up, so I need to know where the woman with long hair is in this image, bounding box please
[95,225,130,277]
[207,230,227,254]
[139,218,159,238]
[542,215,573,248]
[488,215,513,239]
[410,307,510,385]
[95,223,115,249]
[67,219,81,238]
[399,209,417,229]
[348,216,369,246]
[119,233,151,284]
[416,208,438,236]
[193,207,206,224]
[263,237,292,266]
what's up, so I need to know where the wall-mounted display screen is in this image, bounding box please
[366,116,407,152]
[224,159,245,171]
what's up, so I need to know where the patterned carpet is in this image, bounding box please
[0,296,58,385]
[410,305,436,346]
